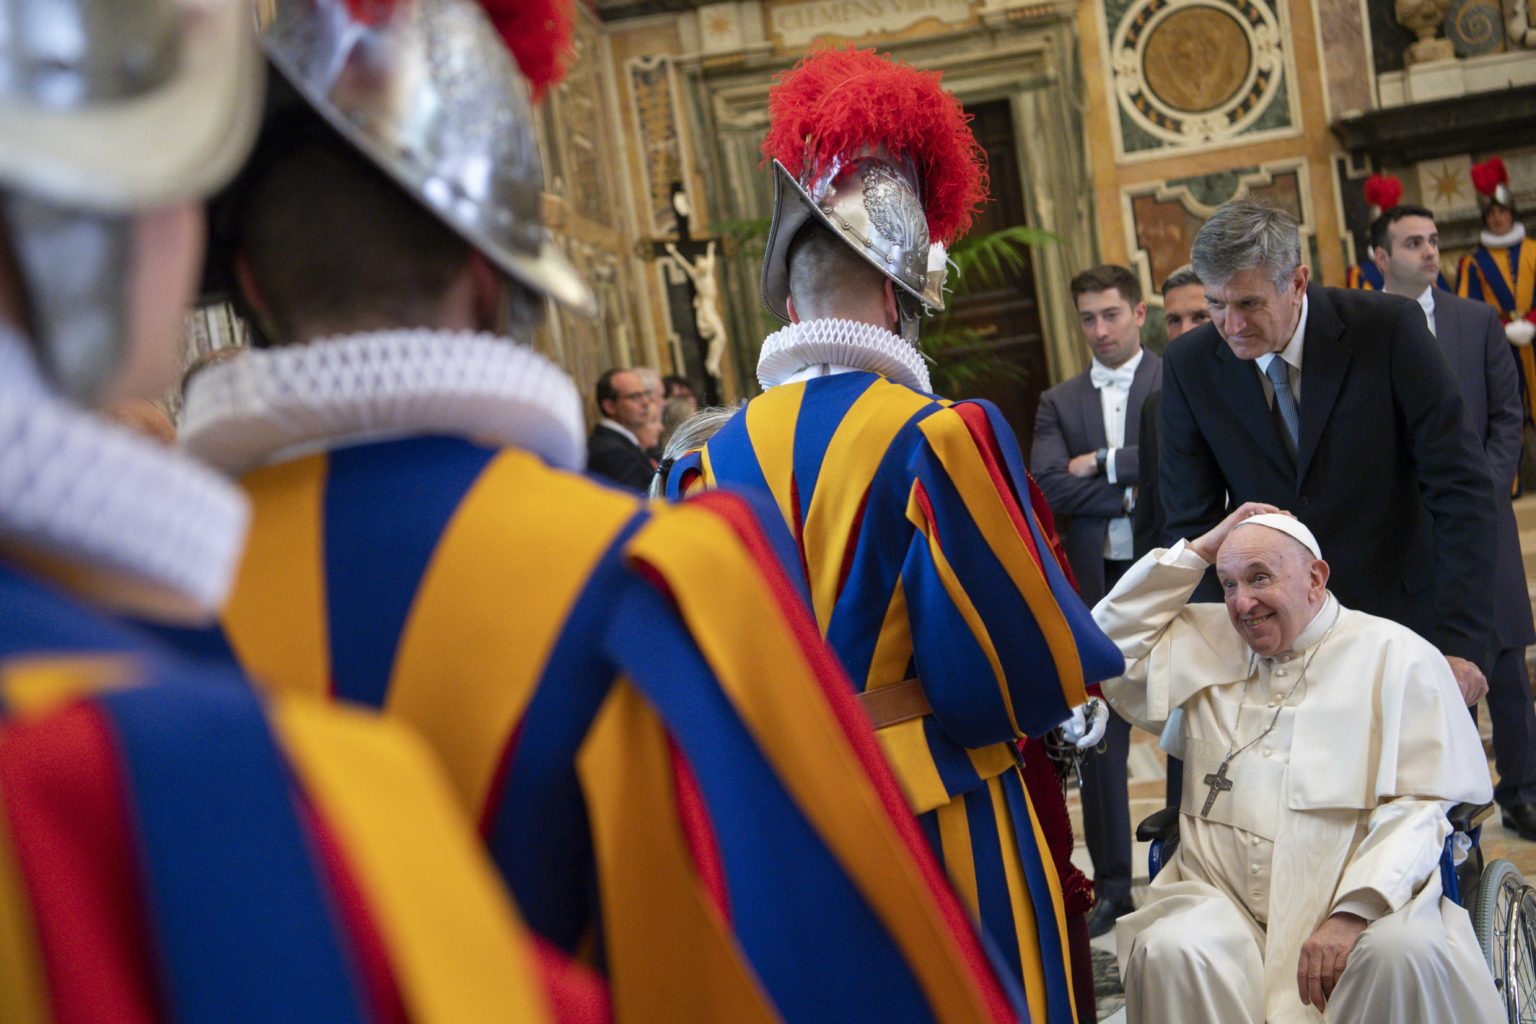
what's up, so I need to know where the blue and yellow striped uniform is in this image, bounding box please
[670,370,1125,1024]
[1459,239,1536,429]
[167,434,1026,1024]
[0,556,576,1024]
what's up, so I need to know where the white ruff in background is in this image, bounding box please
[180,330,588,476]
[756,317,932,393]
[0,328,249,614]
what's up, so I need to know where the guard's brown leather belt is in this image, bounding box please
[856,678,932,729]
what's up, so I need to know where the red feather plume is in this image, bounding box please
[1471,157,1509,198]
[479,0,574,100]
[761,46,988,244]
[342,0,573,100]
[1362,173,1401,214]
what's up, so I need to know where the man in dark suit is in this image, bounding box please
[1134,265,1210,559]
[1161,198,1495,708]
[587,367,658,492]
[1032,264,1162,936]
[1374,203,1536,838]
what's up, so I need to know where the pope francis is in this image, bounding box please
[1093,501,1502,1023]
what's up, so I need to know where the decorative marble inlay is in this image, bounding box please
[1106,0,1293,157]
[1142,6,1250,112]
[1123,162,1308,294]
[1444,0,1505,56]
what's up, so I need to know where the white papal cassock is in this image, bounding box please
[1093,541,1502,1023]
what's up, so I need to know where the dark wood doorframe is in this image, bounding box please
[940,99,1050,454]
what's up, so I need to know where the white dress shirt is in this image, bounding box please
[1254,294,1307,407]
[1418,286,1437,337]
[1092,347,1142,560]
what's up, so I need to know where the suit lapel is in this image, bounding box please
[1076,374,1109,450]
[1296,286,1352,484]
[1126,352,1159,445]
[1213,341,1295,480]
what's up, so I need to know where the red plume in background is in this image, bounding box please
[761,46,988,244]
[343,0,573,100]
[1471,157,1509,198]
[479,0,574,100]
[1362,173,1402,214]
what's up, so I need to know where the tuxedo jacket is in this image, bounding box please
[1031,350,1162,605]
[1431,289,1535,650]
[586,423,654,493]
[1160,284,1495,666]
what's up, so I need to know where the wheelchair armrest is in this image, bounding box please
[1447,801,1493,834]
[1136,806,1181,843]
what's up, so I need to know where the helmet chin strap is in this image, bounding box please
[895,289,924,346]
[3,194,134,405]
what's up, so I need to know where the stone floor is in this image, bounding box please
[1070,495,1536,1021]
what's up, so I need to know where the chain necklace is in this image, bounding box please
[1200,605,1340,817]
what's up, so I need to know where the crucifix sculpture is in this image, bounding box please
[645,183,727,404]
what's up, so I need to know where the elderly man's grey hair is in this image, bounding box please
[649,404,741,498]
[1190,199,1302,292]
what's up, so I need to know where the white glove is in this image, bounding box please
[1507,318,1535,347]
[1061,698,1108,750]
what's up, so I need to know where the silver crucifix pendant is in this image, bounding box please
[1201,760,1234,817]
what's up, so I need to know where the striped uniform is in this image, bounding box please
[0,559,585,1024]
[167,434,1023,1024]
[669,370,1125,1024]
[1458,239,1536,428]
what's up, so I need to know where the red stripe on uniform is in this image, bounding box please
[0,701,161,1024]
[534,936,612,1024]
[298,795,408,1024]
[682,490,1018,1024]
[952,403,1043,569]
[478,718,525,837]
[668,736,731,922]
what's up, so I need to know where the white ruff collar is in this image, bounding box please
[0,328,249,616]
[1482,222,1527,249]
[756,318,932,393]
[180,330,587,476]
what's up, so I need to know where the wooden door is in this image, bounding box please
[940,99,1049,453]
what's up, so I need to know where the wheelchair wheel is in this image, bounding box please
[1475,858,1536,1022]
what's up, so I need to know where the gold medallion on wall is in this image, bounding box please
[1107,0,1295,159]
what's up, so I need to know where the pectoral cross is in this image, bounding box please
[1201,761,1234,817]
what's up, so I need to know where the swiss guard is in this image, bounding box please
[666,46,1125,1024]
[1345,173,1449,291]
[0,1,592,1022]
[1458,157,1536,430]
[166,2,1022,1021]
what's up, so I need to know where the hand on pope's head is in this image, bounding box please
[1188,502,1286,564]
[1297,912,1367,1011]
[1446,655,1488,706]
[1061,698,1107,750]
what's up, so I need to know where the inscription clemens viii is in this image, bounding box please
[768,0,974,49]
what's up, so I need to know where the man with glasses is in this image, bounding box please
[588,367,658,491]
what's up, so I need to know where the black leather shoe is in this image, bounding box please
[1085,896,1135,938]
[1502,802,1536,841]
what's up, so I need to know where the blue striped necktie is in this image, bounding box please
[1265,357,1299,457]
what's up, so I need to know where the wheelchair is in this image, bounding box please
[1136,802,1536,1022]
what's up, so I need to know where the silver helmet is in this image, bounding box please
[259,0,594,315]
[0,0,262,401]
[758,48,986,345]
[761,151,947,342]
